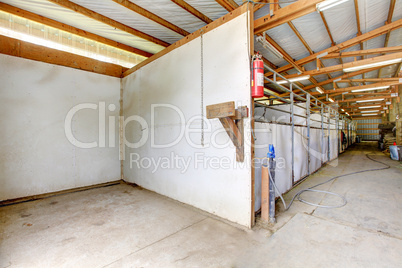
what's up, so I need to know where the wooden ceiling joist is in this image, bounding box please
[322,90,393,101]
[266,19,402,77]
[326,95,393,103]
[215,0,238,12]
[342,102,387,108]
[112,0,189,36]
[170,0,213,24]
[254,0,323,34]
[321,46,402,59]
[47,0,170,47]
[0,3,153,58]
[0,35,127,77]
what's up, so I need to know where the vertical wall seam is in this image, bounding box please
[120,78,124,181]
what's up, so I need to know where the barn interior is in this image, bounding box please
[0,0,401,267]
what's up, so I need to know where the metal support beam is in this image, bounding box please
[290,85,295,185]
[307,94,311,175]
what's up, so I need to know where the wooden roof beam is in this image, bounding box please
[0,3,153,58]
[170,0,213,24]
[266,19,402,77]
[47,0,170,47]
[112,0,189,36]
[215,0,238,12]
[254,0,324,34]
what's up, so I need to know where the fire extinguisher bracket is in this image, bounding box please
[206,102,248,162]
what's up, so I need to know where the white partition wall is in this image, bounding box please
[253,105,340,211]
[0,54,121,201]
[122,11,253,227]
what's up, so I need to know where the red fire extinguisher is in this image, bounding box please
[251,53,264,98]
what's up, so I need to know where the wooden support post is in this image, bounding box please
[261,165,269,222]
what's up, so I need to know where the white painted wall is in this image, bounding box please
[122,13,253,227]
[0,54,121,201]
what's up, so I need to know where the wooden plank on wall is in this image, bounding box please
[0,35,127,77]
[206,101,235,118]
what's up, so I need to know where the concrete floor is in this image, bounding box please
[1,142,401,267]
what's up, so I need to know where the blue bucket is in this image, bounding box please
[390,145,399,161]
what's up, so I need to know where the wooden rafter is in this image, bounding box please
[319,12,335,46]
[170,0,213,24]
[262,34,303,73]
[379,0,397,78]
[215,0,238,12]
[287,21,313,55]
[266,19,402,77]
[353,0,366,85]
[112,0,189,36]
[47,0,170,47]
[384,0,396,48]
[319,9,350,87]
[260,33,328,92]
[254,0,323,34]
[0,3,153,58]
[322,46,402,59]
[354,0,362,36]
[287,19,336,84]
[0,35,127,77]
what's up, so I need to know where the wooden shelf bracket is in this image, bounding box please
[206,101,248,162]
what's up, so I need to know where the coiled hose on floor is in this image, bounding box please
[269,154,391,211]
